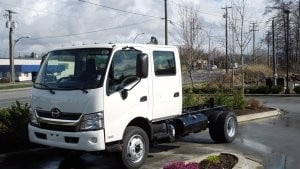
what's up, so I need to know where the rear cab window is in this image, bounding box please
[153,51,176,76]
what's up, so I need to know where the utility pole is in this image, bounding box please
[284,9,290,94]
[272,20,277,86]
[164,0,168,45]
[5,10,16,84]
[222,6,232,74]
[250,22,258,65]
[231,7,235,88]
[267,32,270,67]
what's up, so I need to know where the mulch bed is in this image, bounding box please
[234,107,275,116]
[199,153,238,169]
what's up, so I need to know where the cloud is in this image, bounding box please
[0,0,268,57]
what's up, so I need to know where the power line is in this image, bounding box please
[27,19,157,40]
[165,0,223,17]
[78,0,163,19]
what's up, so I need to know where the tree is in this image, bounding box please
[178,5,203,88]
[265,0,300,73]
[230,0,252,96]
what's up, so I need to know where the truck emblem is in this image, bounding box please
[51,108,61,119]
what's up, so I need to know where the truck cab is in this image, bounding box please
[28,44,237,169]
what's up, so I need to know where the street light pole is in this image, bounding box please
[12,36,30,82]
[133,33,145,43]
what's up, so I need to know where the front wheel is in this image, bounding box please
[121,126,149,169]
[209,111,237,143]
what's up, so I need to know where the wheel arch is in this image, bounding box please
[126,117,153,142]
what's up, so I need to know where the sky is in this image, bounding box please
[0,0,271,58]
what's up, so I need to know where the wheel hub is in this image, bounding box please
[226,117,236,137]
[127,135,145,163]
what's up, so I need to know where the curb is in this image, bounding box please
[245,94,300,97]
[237,108,281,122]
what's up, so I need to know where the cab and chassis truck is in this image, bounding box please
[28,44,237,169]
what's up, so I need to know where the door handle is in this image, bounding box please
[173,92,179,97]
[140,96,147,102]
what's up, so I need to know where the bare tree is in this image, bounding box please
[265,0,300,73]
[178,5,202,88]
[230,0,252,95]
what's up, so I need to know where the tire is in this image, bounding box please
[121,126,149,169]
[209,111,237,143]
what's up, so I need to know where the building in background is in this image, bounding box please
[0,58,41,81]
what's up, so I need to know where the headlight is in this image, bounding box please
[29,107,38,125]
[80,112,104,131]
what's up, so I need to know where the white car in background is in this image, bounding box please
[208,65,218,71]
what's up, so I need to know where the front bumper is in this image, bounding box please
[28,124,105,151]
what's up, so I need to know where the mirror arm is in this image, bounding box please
[127,78,141,92]
[121,78,141,100]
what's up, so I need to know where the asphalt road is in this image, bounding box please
[0,89,31,108]
[0,95,299,169]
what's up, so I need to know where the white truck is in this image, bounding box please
[28,44,237,169]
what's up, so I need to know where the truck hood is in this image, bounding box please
[31,87,103,114]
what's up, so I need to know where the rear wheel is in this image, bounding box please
[121,126,149,169]
[209,111,237,143]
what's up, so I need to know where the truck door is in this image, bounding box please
[103,48,150,143]
[151,48,182,120]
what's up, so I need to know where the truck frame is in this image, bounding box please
[28,44,237,169]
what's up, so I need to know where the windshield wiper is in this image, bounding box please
[34,83,55,94]
[58,85,88,94]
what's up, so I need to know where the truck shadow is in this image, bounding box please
[58,152,125,169]
[149,143,180,154]
[177,134,216,145]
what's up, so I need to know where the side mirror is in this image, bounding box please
[31,71,38,82]
[136,53,148,78]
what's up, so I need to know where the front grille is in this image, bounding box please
[36,110,82,120]
[39,123,78,132]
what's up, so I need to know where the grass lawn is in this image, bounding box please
[0,82,32,90]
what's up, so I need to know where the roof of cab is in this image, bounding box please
[51,43,178,51]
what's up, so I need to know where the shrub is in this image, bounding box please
[183,92,205,108]
[270,85,283,94]
[294,86,300,94]
[183,86,192,94]
[0,101,30,136]
[0,78,10,83]
[214,91,233,109]
[245,86,270,94]
[206,155,220,164]
[247,98,261,110]
[214,89,246,110]
[163,161,199,169]
[200,86,218,94]
[232,90,246,110]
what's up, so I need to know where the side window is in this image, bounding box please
[153,51,176,76]
[108,50,140,94]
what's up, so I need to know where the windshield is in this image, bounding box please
[35,48,111,90]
